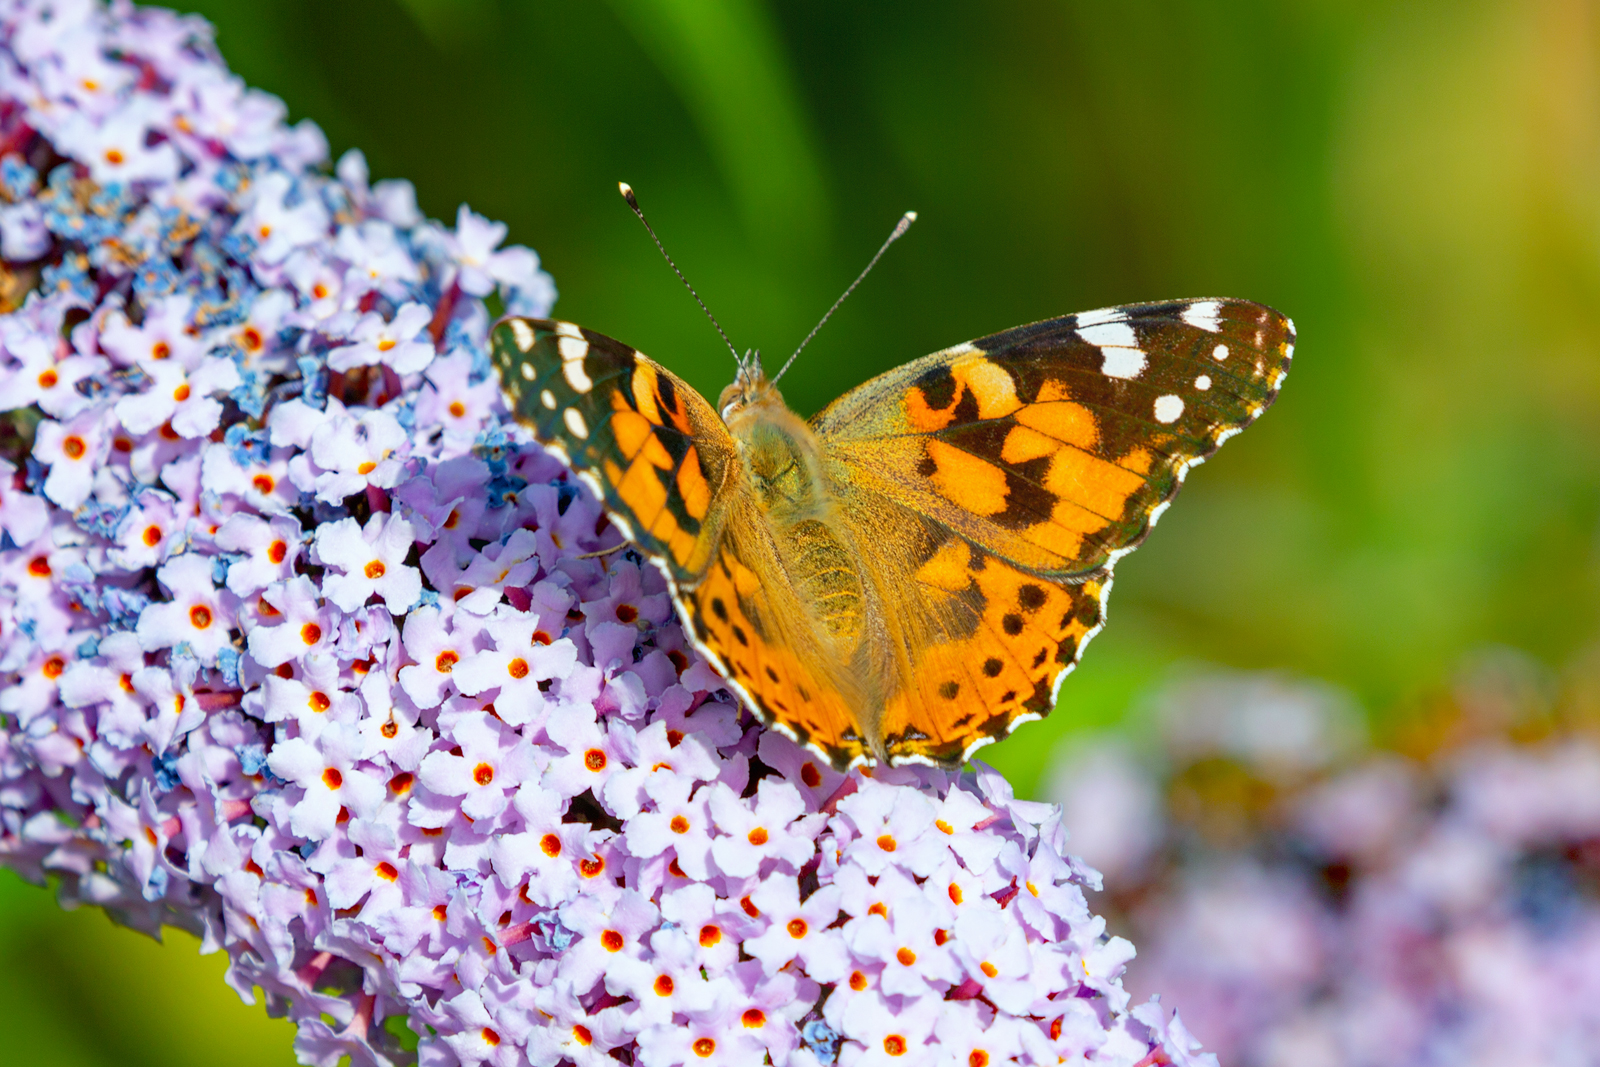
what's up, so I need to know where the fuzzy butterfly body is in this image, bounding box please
[491,299,1293,770]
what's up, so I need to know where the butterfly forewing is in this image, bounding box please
[814,299,1294,580]
[490,318,735,584]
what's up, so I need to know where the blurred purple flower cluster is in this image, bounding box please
[0,3,1208,1066]
[1052,654,1600,1067]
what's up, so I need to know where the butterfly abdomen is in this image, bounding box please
[782,518,865,645]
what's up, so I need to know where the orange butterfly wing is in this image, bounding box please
[815,299,1294,764]
[491,319,867,766]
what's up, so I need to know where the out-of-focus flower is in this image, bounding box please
[1050,656,1600,1067]
[0,4,1206,1067]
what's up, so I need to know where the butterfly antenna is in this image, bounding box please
[770,209,917,386]
[619,182,741,366]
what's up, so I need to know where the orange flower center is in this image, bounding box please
[62,435,86,460]
[189,604,213,629]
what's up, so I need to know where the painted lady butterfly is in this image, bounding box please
[490,212,1292,770]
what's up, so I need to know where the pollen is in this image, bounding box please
[62,435,87,460]
[747,827,769,846]
[584,748,607,771]
[473,763,494,786]
[321,768,343,789]
[669,814,690,833]
[786,918,808,938]
[364,559,386,579]
[600,929,624,952]
[434,651,458,672]
[539,833,561,857]
[188,604,213,629]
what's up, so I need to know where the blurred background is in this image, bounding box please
[7,0,1600,1062]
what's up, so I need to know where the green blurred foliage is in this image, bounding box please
[7,1,1600,1061]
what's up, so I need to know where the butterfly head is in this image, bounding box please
[718,348,785,422]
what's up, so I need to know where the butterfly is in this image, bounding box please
[490,296,1292,771]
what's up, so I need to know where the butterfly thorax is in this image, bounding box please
[719,373,868,652]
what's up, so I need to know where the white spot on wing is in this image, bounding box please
[519,362,535,381]
[559,339,593,391]
[1154,394,1184,423]
[1195,374,1211,391]
[1078,321,1138,349]
[554,321,583,339]
[509,319,535,351]
[1212,344,1229,361]
[1074,307,1129,329]
[1181,301,1224,333]
[1100,347,1147,380]
[563,407,589,438]
[540,389,557,409]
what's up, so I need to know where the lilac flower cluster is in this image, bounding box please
[1051,656,1600,1067]
[0,3,1210,1066]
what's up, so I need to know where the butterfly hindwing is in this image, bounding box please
[814,299,1294,580]
[686,511,870,769]
[490,318,735,584]
[882,534,1109,765]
